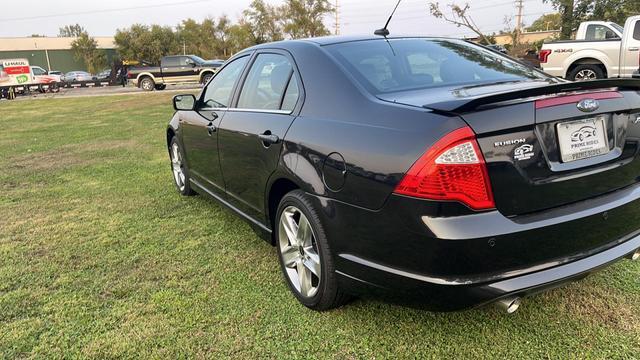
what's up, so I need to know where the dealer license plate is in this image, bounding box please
[556,116,609,163]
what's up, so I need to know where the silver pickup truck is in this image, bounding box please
[540,16,640,81]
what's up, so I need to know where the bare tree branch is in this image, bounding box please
[428,2,492,44]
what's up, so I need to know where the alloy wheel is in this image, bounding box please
[170,142,186,191]
[141,79,153,91]
[278,206,321,298]
[575,69,597,81]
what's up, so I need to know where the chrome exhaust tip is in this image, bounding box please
[627,249,640,261]
[496,297,521,314]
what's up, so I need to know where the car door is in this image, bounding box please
[218,51,303,221]
[180,55,251,196]
[620,17,640,77]
[161,56,181,83]
[176,56,200,83]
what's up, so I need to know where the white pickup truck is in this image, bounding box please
[540,16,640,81]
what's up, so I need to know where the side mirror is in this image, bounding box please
[173,94,196,111]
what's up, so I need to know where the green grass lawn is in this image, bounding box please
[1,93,639,359]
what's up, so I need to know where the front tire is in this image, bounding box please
[140,76,155,91]
[276,190,349,311]
[169,137,195,196]
[568,64,605,81]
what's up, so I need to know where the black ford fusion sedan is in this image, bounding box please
[167,35,640,312]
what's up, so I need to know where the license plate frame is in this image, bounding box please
[556,116,609,163]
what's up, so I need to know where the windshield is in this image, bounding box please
[326,38,549,95]
[191,55,206,64]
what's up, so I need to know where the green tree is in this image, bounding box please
[243,0,283,44]
[543,0,640,39]
[114,24,180,63]
[527,13,562,32]
[58,24,86,37]
[70,32,107,73]
[588,0,640,25]
[281,0,333,39]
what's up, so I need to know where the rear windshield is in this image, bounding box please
[326,38,548,94]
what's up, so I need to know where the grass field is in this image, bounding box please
[1,93,639,358]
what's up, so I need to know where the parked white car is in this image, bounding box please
[540,16,640,81]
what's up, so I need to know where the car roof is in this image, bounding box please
[246,35,454,50]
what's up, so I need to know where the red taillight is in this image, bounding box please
[394,126,495,210]
[539,49,552,63]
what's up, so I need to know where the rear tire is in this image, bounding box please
[275,190,350,311]
[169,137,196,196]
[568,64,605,81]
[140,77,155,91]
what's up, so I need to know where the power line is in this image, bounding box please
[0,0,212,22]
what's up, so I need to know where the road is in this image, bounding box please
[5,84,201,101]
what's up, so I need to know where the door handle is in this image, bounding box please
[258,132,280,145]
[207,122,216,135]
[210,111,219,120]
[629,47,639,51]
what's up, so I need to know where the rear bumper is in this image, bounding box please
[336,232,639,311]
[312,182,640,311]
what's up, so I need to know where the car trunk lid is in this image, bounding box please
[379,79,640,216]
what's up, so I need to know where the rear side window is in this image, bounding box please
[163,57,179,67]
[585,25,619,40]
[281,76,299,111]
[634,21,640,41]
[326,38,547,95]
[237,53,296,111]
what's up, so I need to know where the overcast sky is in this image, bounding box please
[0,0,555,38]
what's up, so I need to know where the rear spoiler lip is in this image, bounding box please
[424,79,640,114]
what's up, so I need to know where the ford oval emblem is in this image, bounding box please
[577,98,599,113]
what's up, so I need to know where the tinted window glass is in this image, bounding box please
[327,39,548,94]
[32,67,46,75]
[634,21,640,41]
[238,54,294,110]
[281,76,299,111]
[178,57,192,66]
[585,25,619,40]
[201,56,249,109]
[163,57,179,67]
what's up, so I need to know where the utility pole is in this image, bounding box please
[515,0,524,33]
[334,0,340,35]
[514,0,524,46]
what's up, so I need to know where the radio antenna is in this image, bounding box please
[374,0,402,37]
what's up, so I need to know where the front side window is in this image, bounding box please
[237,53,296,111]
[200,55,249,109]
[32,67,46,75]
[326,38,548,95]
[179,57,193,66]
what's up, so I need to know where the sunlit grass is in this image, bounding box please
[1,93,639,358]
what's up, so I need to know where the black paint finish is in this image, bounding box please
[167,36,640,311]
